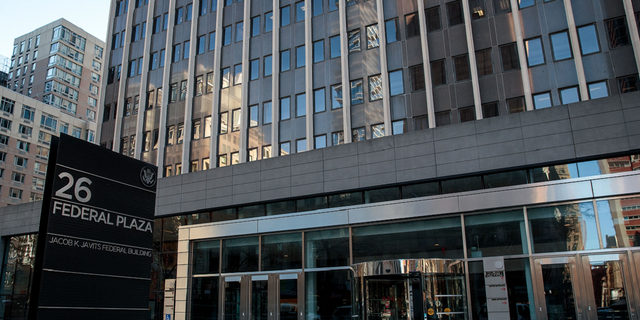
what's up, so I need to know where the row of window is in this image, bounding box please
[12,35,40,56]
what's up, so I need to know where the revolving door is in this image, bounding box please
[352,259,467,320]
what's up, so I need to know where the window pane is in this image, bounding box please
[313,40,324,63]
[352,127,365,142]
[261,233,301,271]
[263,101,272,124]
[392,120,405,135]
[507,97,525,114]
[494,0,511,13]
[315,135,327,149]
[436,111,451,126]
[313,0,323,16]
[550,32,572,60]
[447,1,463,26]
[453,55,470,81]
[193,240,220,274]
[426,7,441,32]
[296,139,306,152]
[314,88,325,113]
[372,124,385,138]
[331,84,342,109]
[533,92,552,109]
[431,60,447,87]
[250,59,259,80]
[296,46,305,68]
[402,182,439,198]
[578,25,599,55]
[236,22,243,42]
[482,102,499,118]
[296,94,306,117]
[223,26,231,45]
[528,202,599,253]
[280,97,290,120]
[350,79,363,105]
[281,50,290,71]
[295,1,305,22]
[366,25,380,48]
[369,75,383,101]
[466,210,527,257]
[588,81,608,99]
[348,29,361,52]
[469,0,486,20]
[500,43,519,71]
[459,107,476,122]
[304,229,349,268]
[249,105,258,127]
[385,19,398,43]
[519,0,534,9]
[476,49,493,76]
[605,17,630,48]
[525,38,545,66]
[281,142,291,156]
[596,197,640,248]
[618,75,640,94]
[389,70,403,95]
[281,6,291,27]
[265,12,273,32]
[352,217,464,262]
[560,87,580,104]
[221,237,259,273]
[330,35,340,58]
[264,55,272,76]
[405,13,420,38]
[251,16,260,37]
[411,64,426,91]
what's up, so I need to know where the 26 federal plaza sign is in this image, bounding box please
[30,134,158,320]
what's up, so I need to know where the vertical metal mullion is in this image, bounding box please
[157,0,178,170]
[271,0,281,156]
[509,0,534,111]
[460,215,474,320]
[304,0,314,149]
[181,0,202,172]
[219,239,224,320]
[239,0,252,163]
[563,0,589,102]
[592,199,604,249]
[113,0,137,153]
[339,0,352,143]
[416,0,436,129]
[348,225,353,265]
[209,0,225,166]
[134,0,157,159]
[375,0,391,135]
[461,0,483,120]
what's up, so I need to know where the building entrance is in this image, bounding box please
[533,253,640,320]
[352,259,467,320]
[221,273,303,320]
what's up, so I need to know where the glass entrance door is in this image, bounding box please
[365,276,415,320]
[221,273,302,320]
[534,254,638,320]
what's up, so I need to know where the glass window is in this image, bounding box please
[369,75,383,101]
[507,97,525,114]
[436,111,451,126]
[431,59,447,87]
[389,70,404,96]
[313,0,323,16]
[209,32,216,51]
[349,29,361,52]
[332,131,344,145]
[350,79,363,105]
[193,240,220,274]
[263,101,272,124]
[405,13,420,38]
[476,48,493,76]
[519,0,534,8]
[222,237,259,273]
[411,64,426,91]
[296,45,305,68]
[385,19,398,43]
[482,102,499,118]
[500,43,520,71]
[221,68,230,88]
[330,35,340,58]
[372,123,385,138]
[453,54,470,81]
[618,74,640,94]
[578,25,599,55]
[280,97,291,120]
[366,25,379,49]
[528,202,599,253]
[447,1,464,26]
[296,139,306,152]
[550,31,572,60]
[605,17,630,48]
[494,0,511,14]
[466,210,527,257]
[236,22,243,42]
[305,229,349,268]
[314,88,325,113]
[352,127,365,142]
[232,109,241,131]
[261,233,302,271]
[234,64,242,85]
[281,5,291,27]
[264,55,272,76]
[560,87,580,104]
[469,0,486,19]
[525,37,545,66]
[315,135,327,148]
[392,120,405,135]
[183,40,190,59]
[281,50,290,72]
[265,11,273,32]
[426,6,441,32]
[219,112,228,134]
[296,93,306,117]
[596,197,640,248]
[250,59,259,80]
[313,40,324,63]
[251,16,260,37]
[402,182,440,198]
[533,92,552,109]
[295,1,305,22]
[483,169,527,188]
[588,81,608,99]
[331,84,342,109]
[329,0,338,11]
[280,141,291,156]
[459,107,476,122]
[352,217,464,262]
[222,26,231,46]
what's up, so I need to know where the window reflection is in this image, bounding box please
[528,202,599,253]
[597,197,640,248]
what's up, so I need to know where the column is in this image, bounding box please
[462,0,483,119]
[305,0,314,149]
[622,0,640,76]
[96,0,117,139]
[339,0,352,142]
[416,0,436,128]
[156,0,178,170]
[375,0,392,135]
[509,0,534,111]
[239,0,252,163]
[134,0,157,158]
[181,0,202,172]
[209,0,225,167]
[271,0,282,155]
[563,0,589,101]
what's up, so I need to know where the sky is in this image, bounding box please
[0,0,111,61]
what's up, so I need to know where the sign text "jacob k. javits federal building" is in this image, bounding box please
[30,134,158,320]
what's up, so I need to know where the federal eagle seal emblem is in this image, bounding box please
[140,166,156,187]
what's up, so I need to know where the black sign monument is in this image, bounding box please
[30,134,157,320]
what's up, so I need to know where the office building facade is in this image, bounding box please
[7,19,105,130]
[3,0,640,319]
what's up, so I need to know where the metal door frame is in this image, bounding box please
[533,252,639,320]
